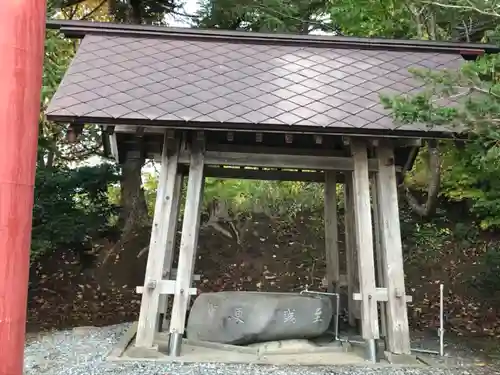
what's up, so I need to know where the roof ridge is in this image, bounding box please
[46,19,500,54]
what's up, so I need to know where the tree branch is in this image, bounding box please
[59,0,86,8]
[472,86,500,99]
[252,3,336,33]
[81,0,107,20]
[423,0,500,18]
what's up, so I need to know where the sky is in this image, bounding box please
[165,0,200,27]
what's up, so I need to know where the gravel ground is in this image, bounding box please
[24,324,499,375]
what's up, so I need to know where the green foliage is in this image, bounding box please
[381,51,500,228]
[140,169,327,221]
[381,28,500,228]
[198,0,333,33]
[39,30,75,165]
[31,165,120,261]
[327,0,415,38]
[109,0,178,24]
[438,139,500,229]
[382,53,500,132]
[143,171,159,215]
[203,179,325,217]
[42,31,73,106]
[399,203,453,261]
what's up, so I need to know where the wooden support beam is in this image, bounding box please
[108,132,119,163]
[344,174,358,327]
[136,280,197,295]
[135,133,181,349]
[157,171,184,331]
[178,150,382,171]
[351,139,379,341]
[375,142,411,355]
[353,289,412,303]
[206,144,346,157]
[371,178,387,340]
[136,126,145,137]
[324,171,339,293]
[169,133,206,356]
[161,172,183,280]
[203,166,328,182]
[166,270,201,281]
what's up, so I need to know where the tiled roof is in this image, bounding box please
[46,34,464,135]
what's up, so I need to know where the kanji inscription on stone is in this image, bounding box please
[284,308,297,324]
[231,307,245,324]
[313,307,323,323]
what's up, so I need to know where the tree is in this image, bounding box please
[57,0,177,23]
[197,0,500,219]
[382,1,500,221]
[41,1,117,170]
[29,1,122,264]
[197,0,334,34]
[51,0,184,234]
[326,0,500,217]
[326,0,415,38]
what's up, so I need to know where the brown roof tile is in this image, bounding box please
[47,34,464,135]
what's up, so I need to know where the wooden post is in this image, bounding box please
[324,171,339,293]
[371,177,387,340]
[169,132,205,356]
[158,171,184,331]
[351,139,379,359]
[0,2,46,375]
[344,174,357,327]
[375,142,411,355]
[136,132,181,348]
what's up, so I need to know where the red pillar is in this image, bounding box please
[0,2,47,375]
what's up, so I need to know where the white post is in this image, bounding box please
[158,171,184,331]
[136,131,181,349]
[351,139,380,361]
[169,132,205,356]
[324,171,339,293]
[439,283,444,356]
[375,141,411,355]
[344,175,359,327]
[371,177,388,341]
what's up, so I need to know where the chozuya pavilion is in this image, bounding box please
[46,19,500,363]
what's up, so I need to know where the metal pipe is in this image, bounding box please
[337,335,378,362]
[337,337,365,345]
[338,334,444,359]
[338,336,441,355]
[311,283,447,359]
[300,289,339,341]
[411,347,440,355]
[366,339,377,363]
[169,332,182,356]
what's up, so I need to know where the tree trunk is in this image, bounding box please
[120,154,150,233]
[129,0,142,23]
[116,1,148,234]
[403,140,441,217]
